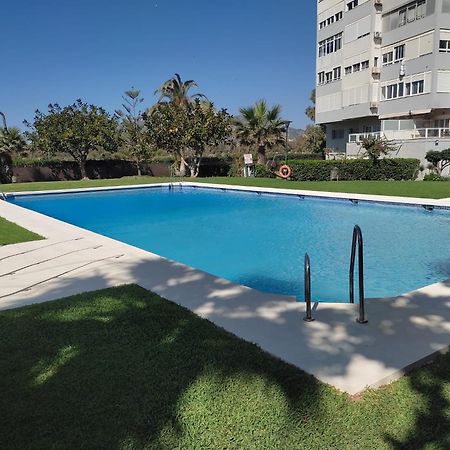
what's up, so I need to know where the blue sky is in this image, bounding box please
[2,0,316,130]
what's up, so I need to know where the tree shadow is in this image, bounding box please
[0,246,449,448]
[382,351,450,450]
[0,285,335,449]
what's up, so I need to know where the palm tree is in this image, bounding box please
[154,73,206,107]
[0,112,7,131]
[235,100,286,165]
[0,126,27,155]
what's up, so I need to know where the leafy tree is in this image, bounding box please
[235,100,286,165]
[154,73,206,108]
[426,149,450,175]
[25,100,120,179]
[116,89,152,176]
[0,127,27,155]
[145,99,232,177]
[293,124,326,154]
[305,89,316,122]
[360,136,396,163]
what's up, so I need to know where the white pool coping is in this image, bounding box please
[1,182,449,395]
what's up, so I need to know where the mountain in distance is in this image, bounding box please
[288,127,304,140]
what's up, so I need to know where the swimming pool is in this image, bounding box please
[9,185,450,302]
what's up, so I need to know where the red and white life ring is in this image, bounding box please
[279,165,292,179]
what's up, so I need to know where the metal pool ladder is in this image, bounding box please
[302,224,368,324]
[303,253,314,322]
[349,225,368,324]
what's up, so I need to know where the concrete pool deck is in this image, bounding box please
[1,182,449,395]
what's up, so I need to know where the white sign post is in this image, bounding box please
[243,154,255,177]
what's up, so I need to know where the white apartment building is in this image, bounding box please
[316,0,450,169]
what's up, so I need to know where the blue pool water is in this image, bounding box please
[9,186,450,302]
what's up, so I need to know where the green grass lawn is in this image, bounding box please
[0,285,448,449]
[2,176,450,199]
[0,217,43,245]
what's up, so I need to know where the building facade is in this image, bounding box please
[316,0,450,169]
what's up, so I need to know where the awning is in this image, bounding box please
[379,109,432,119]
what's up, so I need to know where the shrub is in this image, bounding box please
[254,164,275,178]
[0,151,13,183]
[423,173,450,181]
[286,158,420,181]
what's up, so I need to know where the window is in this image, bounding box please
[318,67,341,85]
[394,44,405,61]
[318,11,343,30]
[332,129,345,140]
[344,60,370,75]
[333,66,341,80]
[382,45,405,65]
[407,5,416,22]
[318,33,342,57]
[335,34,342,51]
[399,9,407,26]
[416,0,426,19]
[387,84,398,99]
[347,0,358,11]
[411,80,424,94]
[434,119,450,128]
[318,72,325,84]
[382,78,425,100]
[383,51,393,65]
[405,82,411,95]
[399,1,427,27]
[440,40,450,52]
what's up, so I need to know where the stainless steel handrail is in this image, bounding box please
[303,253,315,322]
[349,225,368,324]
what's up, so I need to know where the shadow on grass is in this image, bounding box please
[383,351,450,450]
[0,249,449,448]
[0,285,338,449]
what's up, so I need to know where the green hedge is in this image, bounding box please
[271,153,324,162]
[423,173,450,181]
[286,158,420,181]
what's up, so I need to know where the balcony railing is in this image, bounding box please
[349,128,450,143]
[348,132,382,143]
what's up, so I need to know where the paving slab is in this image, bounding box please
[0,183,449,394]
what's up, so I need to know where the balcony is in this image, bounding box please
[349,128,450,143]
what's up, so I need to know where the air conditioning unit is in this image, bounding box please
[372,67,381,75]
[374,31,382,39]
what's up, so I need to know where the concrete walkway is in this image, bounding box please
[1,183,449,395]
